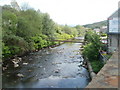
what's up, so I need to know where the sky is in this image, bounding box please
[0,0,120,25]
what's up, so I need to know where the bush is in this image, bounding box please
[83,31,104,73]
[55,33,73,40]
[2,43,21,58]
[31,34,51,49]
[90,60,104,73]
[82,43,99,61]
[101,34,107,37]
[9,46,21,55]
[2,43,11,58]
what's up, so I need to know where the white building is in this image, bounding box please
[94,28,100,35]
[100,26,107,33]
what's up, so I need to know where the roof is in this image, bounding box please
[108,8,120,19]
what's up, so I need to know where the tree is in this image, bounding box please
[83,31,102,61]
[2,9,18,35]
[42,13,55,39]
[74,25,86,36]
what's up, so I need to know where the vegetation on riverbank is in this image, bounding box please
[82,30,104,73]
[2,5,87,60]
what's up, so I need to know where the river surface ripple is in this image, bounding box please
[3,43,90,88]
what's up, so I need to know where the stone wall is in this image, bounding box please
[108,34,118,53]
[86,51,119,88]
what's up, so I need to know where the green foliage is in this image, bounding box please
[74,25,86,36]
[83,30,104,73]
[9,46,21,55]
[3,34,29,51]
[31,34,48,49]
[2,43,11,58]
[42,13,55,39]
[101,33,107,37]
[85,31,102,50]
[55,33,73,40]
[82,43,99,61]
[2,5,87,59]
[2,10,18,35]
[84,31,102,50]
[2,42,21,58]
[90,60,104,73]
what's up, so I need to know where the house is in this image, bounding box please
[93,28,100,35]
[100,26,107,33]
[107,8,120,53]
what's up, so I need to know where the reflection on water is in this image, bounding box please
[3,43,90,88]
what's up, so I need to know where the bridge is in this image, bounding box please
[52,37,85,43]
[52,39,84,43]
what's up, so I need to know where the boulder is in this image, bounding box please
[23,63,28,65]
[14,64,19,67]
[54,70,59,73]
[17,73,24,77]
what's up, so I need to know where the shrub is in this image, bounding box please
[90,60,104,73]
[82,43,99,61]
[31,34,50,49]
[55,33,72,40]
[83,31,104,73]
[2,43,11,58]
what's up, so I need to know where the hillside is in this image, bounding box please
[83,20,107,29]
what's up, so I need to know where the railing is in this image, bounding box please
[99,52,108,62]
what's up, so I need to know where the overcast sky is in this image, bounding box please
[0,0,119,25]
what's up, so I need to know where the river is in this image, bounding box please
[3,42,90,88]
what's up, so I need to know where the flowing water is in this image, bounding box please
[3,42,90,88]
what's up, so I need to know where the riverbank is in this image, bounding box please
[2,41,64,71]
[79,43,95,80]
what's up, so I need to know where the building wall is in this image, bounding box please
[108,34,118,53]
[118,34,120,51]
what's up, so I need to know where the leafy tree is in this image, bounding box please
[2,10,18,35]
[42,13,55,39]
[83,31,102,61]
[74,25,86,36]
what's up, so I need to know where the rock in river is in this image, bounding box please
[54,68,61,73]
[17,73,24,77]
[54,70,59,73]
[23,63,28,65]
[14,64,19,68]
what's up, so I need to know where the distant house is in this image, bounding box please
[93,28,100,35]
[100,26,107,33]
[94,26,107,34]
[107,8,120,53]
